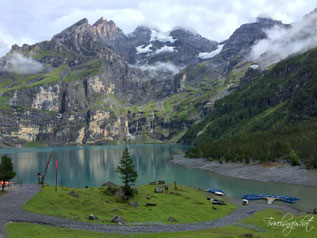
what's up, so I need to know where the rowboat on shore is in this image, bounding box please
[206,188,225,196]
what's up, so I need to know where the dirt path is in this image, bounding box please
[0,184,298,234]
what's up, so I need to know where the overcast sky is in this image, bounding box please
[0,0,316,56]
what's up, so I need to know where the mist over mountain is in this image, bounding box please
[250,8,317,67]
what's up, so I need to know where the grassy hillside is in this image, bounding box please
[182,47,317,167]
[24,185,236,224]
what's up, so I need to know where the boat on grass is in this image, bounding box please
[206,188,225,196]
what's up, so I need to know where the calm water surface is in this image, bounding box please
[0,144,316,211]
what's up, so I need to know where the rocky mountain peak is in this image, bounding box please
[220,17,286,60]
[255,17,283,27]
[62,18,90,33]
[92,17,106,26]
[91,17,123,38]
[170,27,196,38]
[50,17,127,57]
[128,26,152,39]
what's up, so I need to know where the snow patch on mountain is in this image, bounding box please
[154,46,175,54]
[198,44,224,59]
[250,64,260,70]
[136,44,153,54]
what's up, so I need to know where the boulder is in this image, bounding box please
[154,187,163,193]
[88,214,98,220]
[102,181,119,188]
[158,180,165,185]
[168,216,176,221]
[111,215,126,225]
[69,190,79,198]
[146,203,157,207]
[115,189,124,197]
[146,196,151,200]
[128,201,139,208]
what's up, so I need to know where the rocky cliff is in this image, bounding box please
[0,17,284,147]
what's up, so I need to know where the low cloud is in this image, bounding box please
[250,9,317,67]
[4,53,43,74]
[137,62,182,74]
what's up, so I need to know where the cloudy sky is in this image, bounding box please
[0,0,315,56]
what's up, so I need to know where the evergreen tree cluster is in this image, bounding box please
[183,47,317,167]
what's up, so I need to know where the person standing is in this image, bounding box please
[37,172,42,184]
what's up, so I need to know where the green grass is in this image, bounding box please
[239,208,317,237]
[7,209,317,237]
[2,65,68,92]
[63,59,102,82]
[24,141,47,147]
[23,185,236,224]
[28,65,68,87]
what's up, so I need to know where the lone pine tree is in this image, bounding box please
[116,147,138,195]
[0,154,16,191]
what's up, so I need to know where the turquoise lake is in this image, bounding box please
[0,144,316,211]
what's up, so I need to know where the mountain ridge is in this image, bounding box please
[0,13,312,147]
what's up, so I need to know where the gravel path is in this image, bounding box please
[0,184,298,234]
[172,155,317,187]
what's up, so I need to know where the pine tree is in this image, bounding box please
[0,154,16,191]
[116,147,138,195]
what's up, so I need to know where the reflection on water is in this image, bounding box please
[0,144,316,211]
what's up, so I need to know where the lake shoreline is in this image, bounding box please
[171,155,317,187]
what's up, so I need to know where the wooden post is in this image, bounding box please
[174,180,177,190]
[42,153,52,187]
[55,156,58,192]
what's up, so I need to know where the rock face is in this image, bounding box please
[0,17,285,147]
[220,18,285,60]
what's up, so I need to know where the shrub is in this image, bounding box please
[289,150,300,166]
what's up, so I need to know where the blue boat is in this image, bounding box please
[208,188,224,193]
[242,194,300,204]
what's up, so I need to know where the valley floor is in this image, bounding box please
[171,155,317,187]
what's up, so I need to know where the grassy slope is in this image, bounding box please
[7,209,317,238]
[23,185,236,224]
